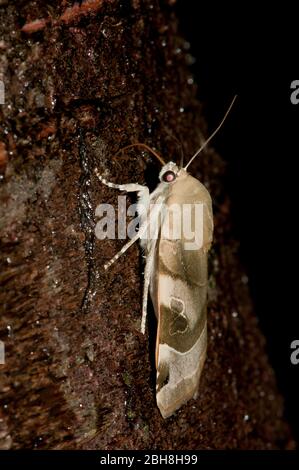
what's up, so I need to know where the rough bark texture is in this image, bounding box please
[0,0,295,450]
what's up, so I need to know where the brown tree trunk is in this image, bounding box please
[0,0,294,449]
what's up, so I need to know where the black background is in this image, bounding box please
[176,1,299,442]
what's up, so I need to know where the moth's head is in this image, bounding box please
[159,161,183,184]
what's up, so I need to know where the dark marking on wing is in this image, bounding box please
[169,297,188,335]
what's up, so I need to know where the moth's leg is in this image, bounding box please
[96,167,154,327]
[95,168,148,194]
[141,242,157,334]
[140,196,164,333]
[104,231,139,270]
[104,219,150,270]
[95,168,151,218]
[95,168,151,268]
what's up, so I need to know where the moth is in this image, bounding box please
[95,98,236,418]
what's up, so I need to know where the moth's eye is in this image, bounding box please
[162,170,176,183]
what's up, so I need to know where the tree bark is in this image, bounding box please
[0,0,294,449]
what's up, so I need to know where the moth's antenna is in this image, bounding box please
[180,151,184,168]
[115,143,166,166]
[164,128,184,167]
[184,95,238,171]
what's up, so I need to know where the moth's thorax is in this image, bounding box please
[169,171,211,207]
